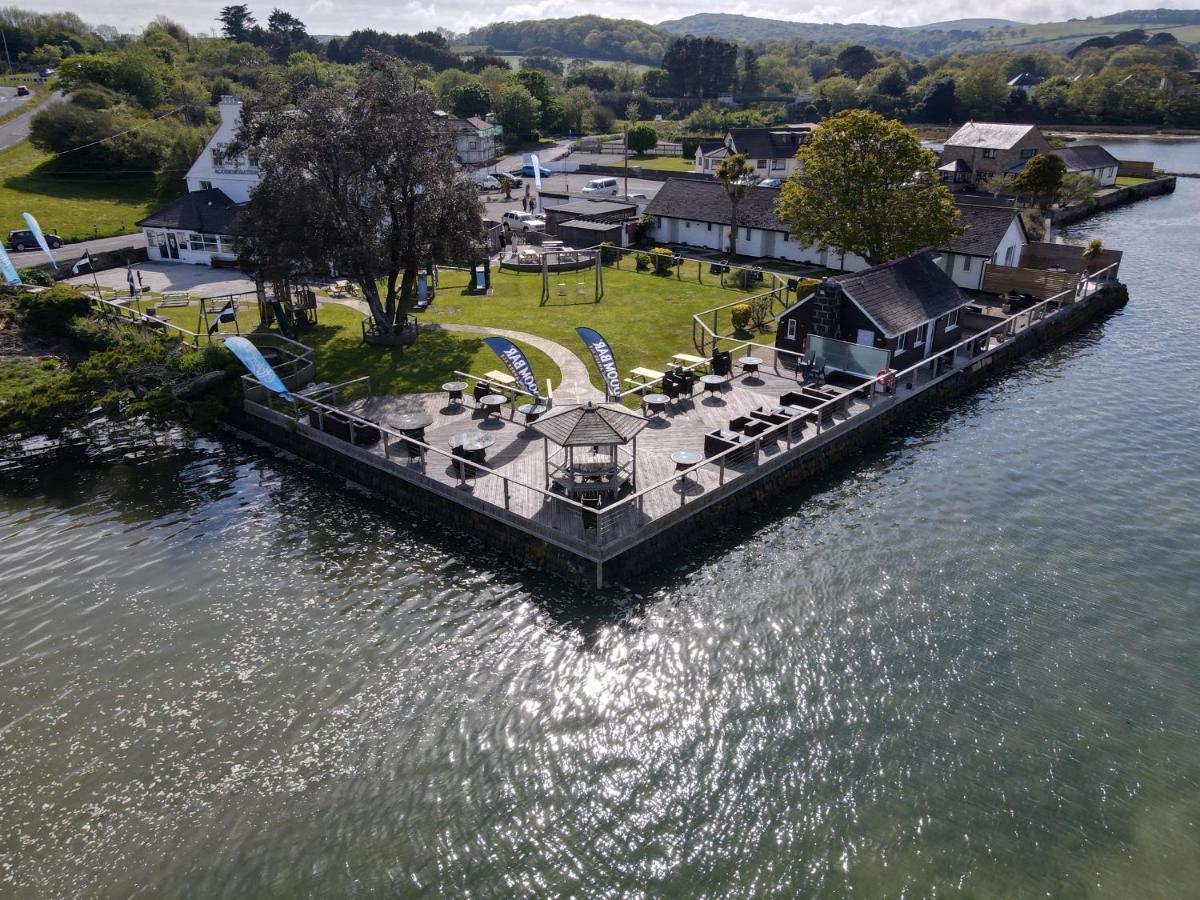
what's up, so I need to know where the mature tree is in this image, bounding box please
[836,45,877,80]
[449,82,491,117]
[815,75,859,113]
[492,83,540,135]
[235,54,482,343]
[986,172,1020,199]
[218,4,255,42]
[775,110,960,267]
[627,123,657,154]
[917,76,956,121]
[716,153,755,258]
[264,9,312,62]
[957,59,1009,118]
[1016,152,1067,209]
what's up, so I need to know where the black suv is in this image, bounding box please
[8,230,64,251]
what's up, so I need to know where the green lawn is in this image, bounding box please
[1115,176,1153,187]
[627,155,695,173]
[422,265,755,388]
[0,140,159,242]
[151,300,563,397]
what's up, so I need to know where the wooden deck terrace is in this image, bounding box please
[239,274,1118,583]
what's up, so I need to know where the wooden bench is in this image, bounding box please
[625,367,665,391]
[671,353,708,370]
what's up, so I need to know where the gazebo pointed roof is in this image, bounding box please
[531,402,647,447]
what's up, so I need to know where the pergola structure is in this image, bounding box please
[533,402,646,502]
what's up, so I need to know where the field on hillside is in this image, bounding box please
[974,20,1200,52]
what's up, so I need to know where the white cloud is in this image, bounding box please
[35,0,1139,41]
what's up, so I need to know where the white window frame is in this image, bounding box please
[915,323,928,346]
[945,308,960,331]
[756,159,767,169]
[963,255,972,272]
[897,331,911,351]
[771,159,785,171]
[787,318,797,340]
[982,148,996,159]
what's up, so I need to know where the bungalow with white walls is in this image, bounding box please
[644,178,869,270]
[1008,144,1121,188]
[694,124,816,176]
[137,188,243,266]
[940,201,1028,290]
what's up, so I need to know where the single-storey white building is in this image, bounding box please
[694,125,815,176]
[1008,143,1121,188]
[939,201,1028,291]
[137,188,243,266]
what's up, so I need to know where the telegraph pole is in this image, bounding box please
[623,124,629,199]
[0,29,12,76]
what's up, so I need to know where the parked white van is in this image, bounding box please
[582,177,619,196]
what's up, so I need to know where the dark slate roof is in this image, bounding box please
[1053,144,1120,171]
[532,402,647,447]
[137,188,243,234]
[943,202,1022,258]
[727,127,809,160]
[830,249,971,338]
[544,198,637,217]
[644,178,785,230]
[696,141,724,156]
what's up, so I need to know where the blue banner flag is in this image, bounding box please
[575,326,620,401]
[21,212,57,271]
[483,336,540,399]
[0,244,20,286]
[223,336,292,399]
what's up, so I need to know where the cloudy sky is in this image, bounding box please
[38,0,1144,37]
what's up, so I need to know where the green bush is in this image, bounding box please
[730,304,752,331]
[17,268,54,287]
[635,252,650,271]
[599,241,618,265]
[14,285,92,334]
[650,246,675,275]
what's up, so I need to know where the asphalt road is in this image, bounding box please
[7,233,145,269]
[0,89,61,152]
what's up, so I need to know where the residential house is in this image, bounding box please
[939,201,1028,290]
[1009,143,1121,188]
[1007,72,1045,97]
[185,96,259,202]
[436,112,500,167]
[940,122,1052,184]
[695,124,815,176]
[137,188,243,266]
[644,178,869,270]
[774,249,973,373]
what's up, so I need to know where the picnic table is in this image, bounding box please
[626,367,665,391]
[671,353,708,370]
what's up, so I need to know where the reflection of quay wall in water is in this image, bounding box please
[230,282,1129,590]
[1055,176,1175,227]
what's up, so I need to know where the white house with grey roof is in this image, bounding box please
[939,200,1028,290]
[694,125,816,177]
[1009,143,1121,187]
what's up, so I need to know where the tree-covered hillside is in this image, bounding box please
[457,16,670,66]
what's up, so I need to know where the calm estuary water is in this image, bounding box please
[3,149,1200,898]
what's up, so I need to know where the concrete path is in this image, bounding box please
[323,296,601,404]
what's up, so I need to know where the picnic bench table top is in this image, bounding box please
[629,367,665,380]
[671,353,707,365]
[483,370,517,385]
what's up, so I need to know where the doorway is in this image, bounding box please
[166,232,180,260]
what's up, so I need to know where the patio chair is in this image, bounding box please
[805,355,826,384]
[473,380,493,406]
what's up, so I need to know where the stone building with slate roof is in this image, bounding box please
[774,249,973,371]
[940,122,1052,184]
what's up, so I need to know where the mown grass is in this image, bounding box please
[0,140,158,242]
[151,299,564,397]
[422,265,756,390]
[626,154,695,173]
[1115,175,1153,187]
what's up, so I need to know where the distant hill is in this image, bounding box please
[654,13,987,53]
[457,15,670,66]
[908,18,1026,31]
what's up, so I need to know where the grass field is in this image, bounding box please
[974,20,1200,52]
[422,265,755,389]
[0,140,158,242]
[628,155,694,173]
[1115,175,1153,187]
[151,300,564,397]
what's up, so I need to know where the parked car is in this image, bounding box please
[468,171,501,191]
[582,177,620,196]
[757,178,783,188]
[501,211,546,233]
[8,229,64,251]
[15,85,29,96]
[512,164,550,178]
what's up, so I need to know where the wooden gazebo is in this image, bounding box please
[532,402,646,501]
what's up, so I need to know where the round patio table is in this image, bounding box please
[517,402,548,425]
[442,380,467,405]
[479,394,508,418]
[738,356,763,376]
[449,431,496,476]
[643,393,670,416]
[393,412,433,438]
[700,374,728,397]
[671,449,703,471]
